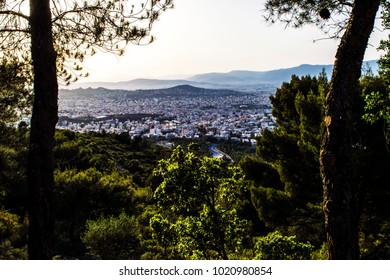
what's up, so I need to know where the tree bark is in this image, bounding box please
[320,0,380,259]
[28,0,58,259]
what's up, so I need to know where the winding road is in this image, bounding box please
[209,144,234,162]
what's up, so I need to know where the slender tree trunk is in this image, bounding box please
[320,0,380,260]
[28,0,58,259]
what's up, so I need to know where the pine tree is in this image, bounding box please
[242,74,327,246]
[264,0,381,259]
[243,72,390,259]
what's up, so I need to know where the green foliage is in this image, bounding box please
[54,168,136,216]
[151,146,252,260]
[0,142,27,215]
[363,91,390,125]
[247,74,326,245]
[250,186,293,229]
[240,155,282,190]
[54,131,169,186]
[362,29,390,147]
[361,72,390,129]
[359,232,390,260]
[254,231,314,260]
[0,211,28,260]
[51,131,169,258]
[82,213,142,260]
[0,128,29,260]
[0,59,32,124]
[357,12,390,258]
[244,72,390,258]
[54,167,151,257]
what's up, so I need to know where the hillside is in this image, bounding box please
[189,60,378,85]
[59,84,250,100]
[64,60,378,91]
[65,78,221,91]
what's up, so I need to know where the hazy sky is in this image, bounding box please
[78,0,388,83]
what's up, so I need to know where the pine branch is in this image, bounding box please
[0,10,29,21]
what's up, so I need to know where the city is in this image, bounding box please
[57,85,277,146]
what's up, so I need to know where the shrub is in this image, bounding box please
[82,213,142,259]
[254,231,314,260]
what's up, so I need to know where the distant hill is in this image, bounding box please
[65,60,378,90]
[189,65,333,85]
[189,60,378,85]
[65,78,223,91]
[60,84,248,100]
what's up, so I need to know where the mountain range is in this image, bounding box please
[65,60,378,91]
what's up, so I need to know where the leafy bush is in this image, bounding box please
[151,146,252,260]
[82,213,142,259]
[0,211,27,259]
[254,231,314,260]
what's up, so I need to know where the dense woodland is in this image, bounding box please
[1,67,389,259]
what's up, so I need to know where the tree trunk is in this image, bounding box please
[320,0,380,260]
[27,0,58,259]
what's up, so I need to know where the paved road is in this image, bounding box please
[209,144,234,162]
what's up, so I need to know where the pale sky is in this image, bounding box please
[77,0,388,83]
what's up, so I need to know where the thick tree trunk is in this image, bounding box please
[28,0,58,259]
[320,0,380,259]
